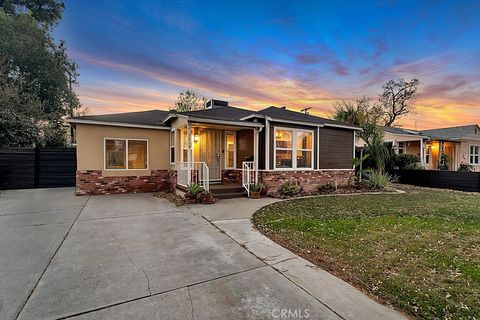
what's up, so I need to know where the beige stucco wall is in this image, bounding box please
[459,141,480,172]
[76,124,170,176]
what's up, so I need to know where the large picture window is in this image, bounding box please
[275,128,313,169]
[105,139,148,170]
[470,145,479,165]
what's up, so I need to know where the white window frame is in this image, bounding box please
[224,131,237,169]
[169,129,176,165]
[397,141,405,154]
[274,127,314,170]
[104,138,149,170]
[425,145,432,164]
[469,144,480,165]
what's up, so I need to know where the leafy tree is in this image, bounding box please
[0,55,41,147]
[333,96,383,126]
[381,78,419,126]
[2,0,64,26]
[171,90,207,112]
[0,0,80,147]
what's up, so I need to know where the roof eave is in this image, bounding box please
[67,119,170,130]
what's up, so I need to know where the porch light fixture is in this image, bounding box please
[193,128,200,143]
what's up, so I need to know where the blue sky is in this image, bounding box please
[56,0,480,128]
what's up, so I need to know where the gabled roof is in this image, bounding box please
[68,104,360,130]
[179,105,253,121]
[381,126,424,136]
[68,110,170,129]
[420,124,480,141]
[256,106,360,129]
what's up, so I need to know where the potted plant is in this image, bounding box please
[249,182,264,199]
[184,183,203,204]
[201,190,215,204]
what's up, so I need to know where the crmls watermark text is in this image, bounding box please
[271,308,310,319]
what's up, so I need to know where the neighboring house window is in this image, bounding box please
[225,132,236,169]
[170,130,175,164]
[470,145,480,164]
[425,145,432,164]
[274,128,313,169]
[397,142,405,154]
[105,139,148,170]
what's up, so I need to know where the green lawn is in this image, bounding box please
[252,186,480,319]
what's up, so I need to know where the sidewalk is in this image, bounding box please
[191,197,407,320]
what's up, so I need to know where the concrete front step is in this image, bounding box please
[210,187,245,194]
[213,191,247,199]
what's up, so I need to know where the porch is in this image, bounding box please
[172,122,260,196]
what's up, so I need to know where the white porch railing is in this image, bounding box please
[242,161,256,197]
[176,162,209,191]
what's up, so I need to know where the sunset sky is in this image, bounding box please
[56,0,480,129]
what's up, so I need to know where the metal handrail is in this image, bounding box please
[242,161,255,196]
[176,161,209,191]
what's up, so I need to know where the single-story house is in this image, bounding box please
[68,100,360,197]
[356,124,480,171]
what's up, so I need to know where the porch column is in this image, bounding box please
[420,139,425,167]
[187,123,193,184]
[254,127,259,182]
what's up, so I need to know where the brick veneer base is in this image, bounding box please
[259,170,354,197]
[221,169,242,184]
[76,170,176,195]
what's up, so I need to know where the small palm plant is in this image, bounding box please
[185,183,204,204]
[349,153,370,187]
[249,182,264,199]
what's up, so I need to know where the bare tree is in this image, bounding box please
[381,78,419,126]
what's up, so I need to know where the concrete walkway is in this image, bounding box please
[1,188,406,320]
[191,197,407,320]
[0,189,339,320]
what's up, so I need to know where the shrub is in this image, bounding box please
[365,171,394,190]
[319,181,337,193]
[438,153,449,170]
[279,180,301,197]
[458,162,474,172]
[393,154,419,170]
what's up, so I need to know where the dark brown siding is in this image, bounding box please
[236,129,254,169]
[269,122,318,169]
[318,127,353,169]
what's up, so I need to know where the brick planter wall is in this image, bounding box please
[221,169,242,184]
[76,170,176,195]
[259,170,353,197]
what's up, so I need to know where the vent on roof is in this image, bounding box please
[205,99,229,109]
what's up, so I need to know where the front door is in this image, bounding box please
[199,129,222,180]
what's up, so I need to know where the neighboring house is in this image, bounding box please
[68,100,360,196]
[356,124,480,171]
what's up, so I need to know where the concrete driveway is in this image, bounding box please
[1,188,341,320]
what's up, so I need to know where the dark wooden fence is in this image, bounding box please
[393,169,480,192]
[0,148,76,190]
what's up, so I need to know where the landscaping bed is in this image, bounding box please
[252,185,480,319]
